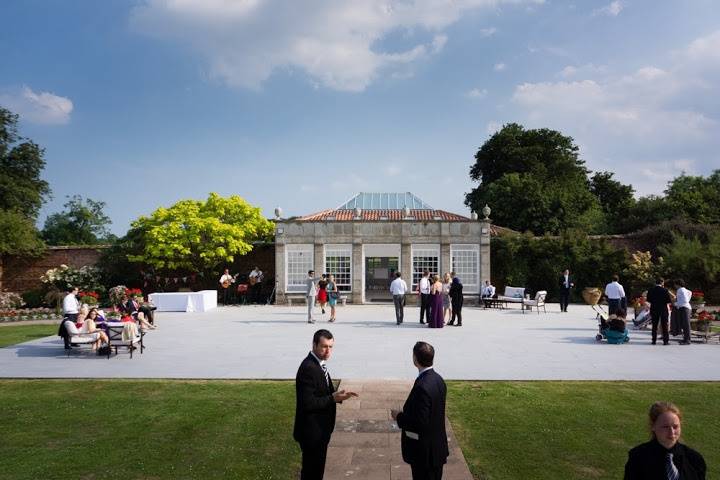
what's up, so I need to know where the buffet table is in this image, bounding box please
[148,290,217,312]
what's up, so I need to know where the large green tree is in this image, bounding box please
[42,195,113,245]
[127,193,274,272]
[465,123,603,234]
[663,170,720,224]
[590,171,636,233]
[0,107,49,256]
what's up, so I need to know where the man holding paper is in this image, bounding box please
[391,341,449,480]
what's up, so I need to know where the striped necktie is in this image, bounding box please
[320,362,330,387]
[666,452,679,480]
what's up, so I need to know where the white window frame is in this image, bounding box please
[451,244,480,294]
[324,244,352,292]
[411,244,440,292]
[285,244,313,293]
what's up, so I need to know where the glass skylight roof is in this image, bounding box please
[337,192,433,210]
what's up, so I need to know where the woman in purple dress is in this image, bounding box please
[429,274,445,328]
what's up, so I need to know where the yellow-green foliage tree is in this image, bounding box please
[128,193,274,271]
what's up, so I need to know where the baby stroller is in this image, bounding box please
[595,314,630,344]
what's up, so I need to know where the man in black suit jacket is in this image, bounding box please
[646,278,672,345]
[558,268,574,312]
[392,342,449,480]
[293,329,357,480]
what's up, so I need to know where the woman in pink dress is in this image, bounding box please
[429,274,445,328]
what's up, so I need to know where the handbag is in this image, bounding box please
[329,291,339,300]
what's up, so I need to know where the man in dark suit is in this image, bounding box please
[391,342,449,480]
[294,329,358,480]
[558,268,574,312]
[646,278,672,345]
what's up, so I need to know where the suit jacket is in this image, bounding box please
[396,369,449,467]
[558,275,573,290]
[646,285,672,314]
[624,439,706,480]
[293,353,337,448]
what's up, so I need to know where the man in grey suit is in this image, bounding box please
[306,270,322,323]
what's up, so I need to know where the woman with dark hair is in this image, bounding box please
[624,401,706,479]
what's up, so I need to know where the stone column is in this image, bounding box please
[274,243,286,304]
[440,243,451,277]
[401,242,414,305]
[314,243,324,275]
[479,220,492,286]
[351,241,363,304]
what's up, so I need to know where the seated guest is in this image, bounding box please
[125,293,155,325]
[480,280,496,307]
[61,319,108,351]
[624,401,706,479]
[602,310,630,344]
[136,311,156,330]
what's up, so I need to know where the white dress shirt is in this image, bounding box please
[390,278,408,295]
[482,284,496,297]
[419,277,431,294]
[675,287,692,309]
[62,293,79,315]
[604,281,626,300]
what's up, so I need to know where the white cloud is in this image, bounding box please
[130,0,541,92]
[593,1,623,17]
[486,121,501,134]
[0,86,73,125]
[479,27,497,37]
[510,30,720,195]
[494,62,507,71]
[384,165,402,176]
[467,88,488,99]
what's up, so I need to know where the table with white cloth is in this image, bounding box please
[148,290,217,312]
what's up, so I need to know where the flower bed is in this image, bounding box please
[0,308,63,323]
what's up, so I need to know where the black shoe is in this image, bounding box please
[457,323,462,327]
[679,341,691,345]
[652,342,656,345]
[322,309,325,314]
[447,322,455,326]
[663,342,669,345]
[420,321,425,324]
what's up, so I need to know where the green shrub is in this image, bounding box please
[21,289,45,308]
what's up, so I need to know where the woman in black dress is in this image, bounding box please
[624,401,706,479]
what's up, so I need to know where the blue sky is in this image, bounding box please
[2,0,719,235]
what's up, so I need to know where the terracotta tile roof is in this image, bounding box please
[298,209,471,222]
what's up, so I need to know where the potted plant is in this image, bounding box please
[690,291,705,310]
[691,309,713,333]
[79,291,99,306]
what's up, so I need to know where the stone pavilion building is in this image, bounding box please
[274,192,492,304]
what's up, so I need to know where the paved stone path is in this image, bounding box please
[326,380,472,480]
[1,304,719,379]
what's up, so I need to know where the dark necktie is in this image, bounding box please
[321,362,330,387]
[666,452,679,480]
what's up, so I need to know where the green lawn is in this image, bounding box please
[0,324,56,348]
[1,379,719,480]
[0,380,298,480]
[447,381,720,480]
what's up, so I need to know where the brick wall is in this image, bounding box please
[1,246,108,293]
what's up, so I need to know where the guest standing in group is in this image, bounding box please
[441,273,452,324]
[326,274,338,323]
[429,275,445,328]
[390,272,408,325]
[317,274,328,315]
[305,270,322,324]
[62,286,80,322]
[480,280,495,308]
[391,341,449,480]
[418,270,431,324]
[674,279,693,345]
[647,278,672,345]
[447,276,463,326]
[624,401,706,479]
[605,274,627,316]
[294,329,358,480]
[558,268,574,312]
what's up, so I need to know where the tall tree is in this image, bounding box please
[42,195,113,245]
[589,171,636,233]
[664,170,720,224]
[0,108,51,219]
[465,123,603,234]
[127,193,274,272]
[0,107,49,256]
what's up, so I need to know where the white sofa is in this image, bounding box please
[497,286,525,307]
